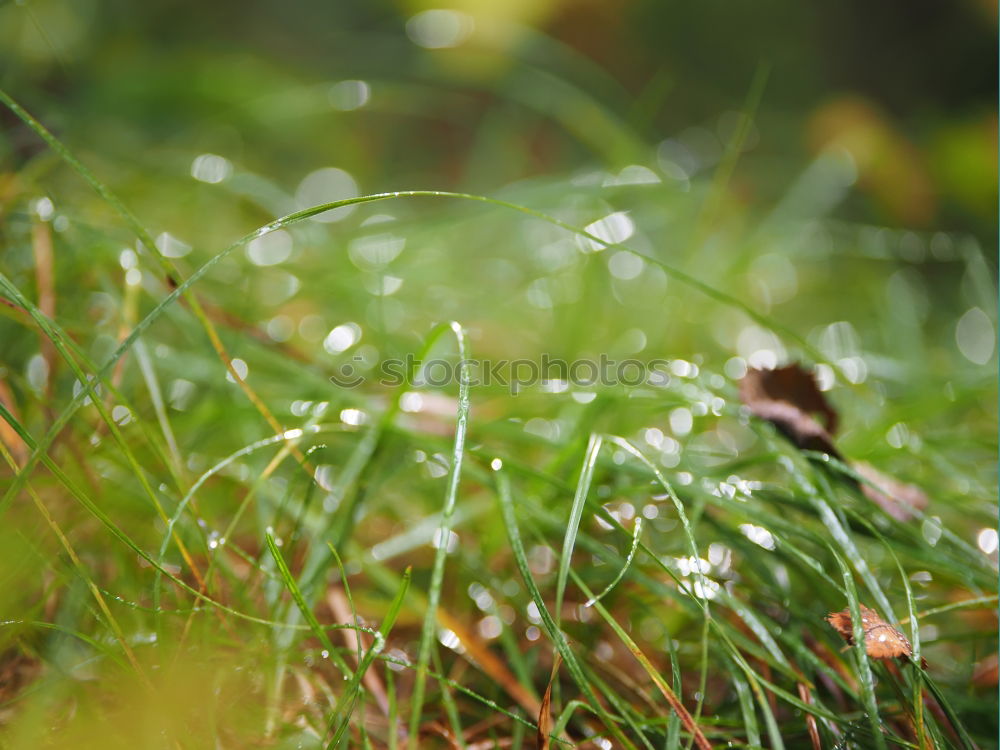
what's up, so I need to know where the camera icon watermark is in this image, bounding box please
[330,353,672,394]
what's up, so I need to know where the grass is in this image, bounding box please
[0,78,996,750]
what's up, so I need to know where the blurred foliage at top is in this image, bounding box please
[1,0,996,234]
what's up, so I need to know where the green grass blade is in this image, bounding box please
[554,433,602,627]
[493,468,639,750]
[407,322,471,750]
[729,668,761,749]
[265,529,350,675]
[584,517,642,608]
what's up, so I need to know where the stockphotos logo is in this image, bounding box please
[330,353,671,394]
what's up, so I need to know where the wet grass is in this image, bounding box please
[0,82,996,750]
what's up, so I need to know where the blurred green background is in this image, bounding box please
[2,0,996,227]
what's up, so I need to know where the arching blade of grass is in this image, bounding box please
[327,567,411,749]
[493,468,640,750]
[554,432,602,627]
[152,426,323,630]
[604,436,708,604]
[408,322,471,750]
[584,516,642,608]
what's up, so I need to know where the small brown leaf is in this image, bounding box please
[826,604,919,663]
[740,364,839,432]
[853,461,929,522]
[739,364,841,457]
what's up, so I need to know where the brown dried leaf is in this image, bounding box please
[740,364,839,432]
[826,604,918,662]
[853,461,929,522]
[739,364,841,457]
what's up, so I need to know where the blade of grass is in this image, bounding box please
[584,517,642,608]
[382,652,548,738]
[537,653,562,750]
[386,667,399,750]
[153,425,322,629]
[493,467,640,750]
[730,668,761,750]
[133,338,183,477]
[918,672,978,750]
[694,63,770,239]
[407,322,471,750]
[604,436,708,602]
[663,626,682,750]
[431,645,467,750]
[850,512,929,744]
[327,542,362,663]
[0,88,298,459]
[265,529,350,676]
[554,433,602,627]
[296,322,466,614]
[365,557,542,718]
[507,457,843,734]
